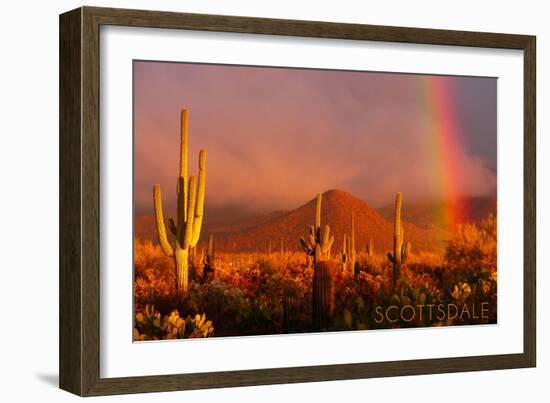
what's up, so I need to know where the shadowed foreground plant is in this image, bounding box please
[312,261,335,331]
[134,304,214,340]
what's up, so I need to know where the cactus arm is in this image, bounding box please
[326,235,335,252]
[153,184,174,257]
[183,175,197,249]
[300,237,313,255]
[180,108,189,217]
[308,225,316,247]
[190,150,206,246]
[175,176,186,247]
[315,193,322,230]
[168,218,177,236]
[320,225,334,255]
[322,225,331,248]
[350,212,356,256]
[394,192,403,264]
[402,241,411,263]
[343,234,347,254]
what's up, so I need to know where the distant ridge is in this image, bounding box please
[136,189,450,253]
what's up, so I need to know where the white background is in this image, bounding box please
[101,26,524,378]
[0,0,547,402]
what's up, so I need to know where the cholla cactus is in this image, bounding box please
[386,192,411,286]
[164,309,187,339]
[153,108,206,294]
[300,193,334,265]
[134,304,162,341]
[190,313,214,338]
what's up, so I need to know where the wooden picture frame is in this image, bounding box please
[59,6,536,396]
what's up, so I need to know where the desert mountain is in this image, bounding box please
[136,189,450,254]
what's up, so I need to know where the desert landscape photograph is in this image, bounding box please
[132,61,497,341]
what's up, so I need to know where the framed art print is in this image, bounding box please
[59,6,536,396]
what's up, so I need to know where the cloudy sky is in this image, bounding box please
[134,61,496,214]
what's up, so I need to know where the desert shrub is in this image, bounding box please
[134,239,177,306]
[134,218,497,337]
[445,214,497,284]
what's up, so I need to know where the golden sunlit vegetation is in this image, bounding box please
[133,108,497,341]
[134,211,497,339]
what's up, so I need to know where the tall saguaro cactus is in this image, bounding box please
[386,192,411,286]
[153,108,206,294]
[300,192,336,331]
[300,193,334,266]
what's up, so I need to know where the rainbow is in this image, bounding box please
[421,76,466,228]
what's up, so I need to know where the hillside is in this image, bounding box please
[136,189,450,254]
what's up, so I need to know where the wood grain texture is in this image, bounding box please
[523,38,536,367]
[59,6,537,396]
[59,7,82,396]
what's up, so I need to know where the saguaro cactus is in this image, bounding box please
[282,288,298,333]
[341,213,356,273]
[341,234,348,271]
[299,193,336,331]
[300,193,334,266]
[312,261,335,331]
[386,192,411,286]
[153,108,206,294]
[350,212,357,271]
[202,234,215,283]
[206,234,215,265]
[366,238,375,268]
